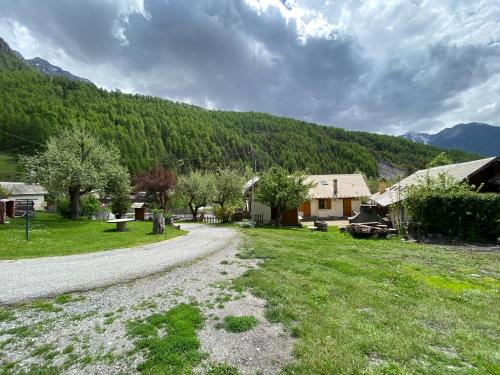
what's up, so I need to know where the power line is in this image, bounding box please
[0,129,45,147]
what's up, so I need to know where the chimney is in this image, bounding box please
[378,178,386,194]
[333,179,338,196]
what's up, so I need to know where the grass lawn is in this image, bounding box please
[0,212,186,259]
[0,153,19,181]
[235,226,500,374]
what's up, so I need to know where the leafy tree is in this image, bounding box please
[20,128,130,220]
[134,166,176,209]
[426,152,452,168]
[256,167,312,226]
[0,186,10,199]
[213,168,245,207]
[177,171,215,221]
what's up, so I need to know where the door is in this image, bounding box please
[281,208,299,226]
[342,199,352,217]
[299,201,311,217]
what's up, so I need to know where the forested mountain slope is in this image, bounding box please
[0,37,477,178]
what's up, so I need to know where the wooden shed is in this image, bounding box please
[132,202,147,221]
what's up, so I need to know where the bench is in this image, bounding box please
[172,224,181,230]
[107,218,134,232]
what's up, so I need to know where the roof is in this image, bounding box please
[244,173,371,199]
[0,182,48,196]
[131,202,146,209]
[305,174,371,199]
[371,157,499,207]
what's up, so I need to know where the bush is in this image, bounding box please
[406,191,500,242]
[0,186,11,199]
[214,206,235,223]
[56,197,72,219]
[80,195,100,218]
[57,195,101,219]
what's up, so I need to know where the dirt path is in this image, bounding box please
[0,224,236,304]
[0,228,294,374]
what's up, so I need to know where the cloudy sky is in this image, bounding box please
[0,0,499,134]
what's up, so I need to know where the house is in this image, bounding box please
[370,156,500,225]
[245,174,372,225]
[0,182,48,210]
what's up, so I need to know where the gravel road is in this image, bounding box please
[0,224,237,304]
[0,226,294,374]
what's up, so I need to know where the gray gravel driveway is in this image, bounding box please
[0,224,237,304]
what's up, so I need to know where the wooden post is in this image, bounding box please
[152,211,165,234]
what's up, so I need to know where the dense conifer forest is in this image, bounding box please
[0,43,476,178]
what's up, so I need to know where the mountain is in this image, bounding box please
[401,132,431,144]
[0,36,478,180]
[402,123,500,156]
[0,36,90,83]
[27,57,90,83]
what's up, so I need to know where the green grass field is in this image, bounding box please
[0,153,19,181]
[0,213,186,259]
[235,226,500,374]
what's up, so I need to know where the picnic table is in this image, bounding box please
[107,218,134,232]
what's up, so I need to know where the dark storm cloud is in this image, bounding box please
[0,0,498,133]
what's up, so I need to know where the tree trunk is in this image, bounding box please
[188,201,197,221]
[275,206,281,227]
[69,189,81,220]
[192,207,199,222]
[152,211,165,234]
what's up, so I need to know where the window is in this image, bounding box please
[318,199,331,210]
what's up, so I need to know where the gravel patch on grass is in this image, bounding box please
[0,229,294,374]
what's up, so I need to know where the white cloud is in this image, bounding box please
[0,0,498,134]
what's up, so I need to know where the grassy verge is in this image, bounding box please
[235,226,500,374]
[126,303,205,373]
[0,212,186,259]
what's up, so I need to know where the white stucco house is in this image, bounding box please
[245,174,372,225]
[0,182,48,210]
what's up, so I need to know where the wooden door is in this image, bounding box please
[342,199,352,217]
[299,201,311,217]
[281,208,299,226]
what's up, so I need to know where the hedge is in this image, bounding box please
[407,191,500,242]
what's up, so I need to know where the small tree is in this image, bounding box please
[213,168,245,207]
[0,186,10,199]
[427,152,452,168]
[256,167,312,226]
[177,171,215,221]
[134,166,176,210]
[20,128,130,220]
[110,192,131,219]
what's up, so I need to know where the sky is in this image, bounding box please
[0,0,499,135]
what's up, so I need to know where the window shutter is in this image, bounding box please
[326,199,332,209]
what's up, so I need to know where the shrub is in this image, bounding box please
[406,191,500,242]
[56,197,72,219]
[214,205,235,223]
[80,195,100,218]
[0,186,10,199]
